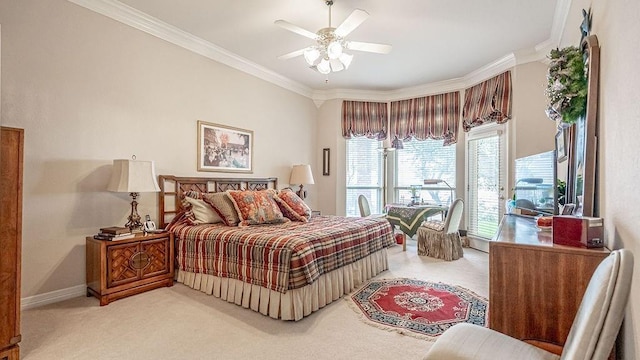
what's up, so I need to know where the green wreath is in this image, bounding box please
[545,46,588,125]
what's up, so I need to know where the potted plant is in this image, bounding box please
[557,179,566,205]
[545,46,588,125]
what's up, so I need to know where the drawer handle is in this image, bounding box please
[130,252,150,270]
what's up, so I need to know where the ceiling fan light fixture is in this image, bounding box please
[327,41,343,59]
[303,47,320,65]
[276,1,391,76]
[317,59,331,74]
[339,53,353,69]
[330,58,345,72]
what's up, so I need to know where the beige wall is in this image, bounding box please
[0,0,317,298]
[576,0,640,357]
[315,99,343,216]
[512,61,558,159]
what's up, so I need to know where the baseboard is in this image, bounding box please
[468,236,490,253]
[21,284,86,310]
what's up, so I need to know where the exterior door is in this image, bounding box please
[466,125,507,247]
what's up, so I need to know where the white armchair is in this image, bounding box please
[424,249,634,360]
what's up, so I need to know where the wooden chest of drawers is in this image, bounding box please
[86,232,174,305]
[490,215,609,347]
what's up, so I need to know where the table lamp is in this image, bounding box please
[289,164,315,200]
[423,179,454,205]
[107,156,160,231]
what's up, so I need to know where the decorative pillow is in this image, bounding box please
[202,192,241,226]
[183,190,203,200]
[180,190,204,225]
[226,189,289,226]
[274,188,311,222]
[183,196,222,224]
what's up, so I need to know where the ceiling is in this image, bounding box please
[107,0,560,93]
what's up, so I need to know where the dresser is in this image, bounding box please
[0,127,24,360]
[86,232,174,305]
[489,215,610,348]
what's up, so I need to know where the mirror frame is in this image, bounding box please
[566,35,600,217]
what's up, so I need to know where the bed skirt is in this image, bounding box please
[176,248,389,321]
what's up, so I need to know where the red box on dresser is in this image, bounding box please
[553,215,604,248]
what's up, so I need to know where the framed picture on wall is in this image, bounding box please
[556,129,567,163]
[197,121,253,173]
[323,148,330,176]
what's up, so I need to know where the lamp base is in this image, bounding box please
[296,185,307,200]
[125,192,143,231]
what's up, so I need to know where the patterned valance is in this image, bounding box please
[341,101,388,139]
[462,71,512,131]
[389,91,460,146]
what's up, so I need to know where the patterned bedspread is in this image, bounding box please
[168,215,394,293]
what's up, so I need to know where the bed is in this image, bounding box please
[158,175,395,321]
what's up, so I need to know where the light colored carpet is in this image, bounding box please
[20,240,488,360]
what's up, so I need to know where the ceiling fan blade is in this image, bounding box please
[274,20,318,40]
[334,9,369,38]
[277,48,307,60]
[346,41,392,54]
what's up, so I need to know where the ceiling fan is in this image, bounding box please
[275,0,392,75]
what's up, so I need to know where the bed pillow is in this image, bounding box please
[180,190,204,225]
[274,188,311,222]
[203,192,241,226]
[226,189,289,226]
[183,196,222,224]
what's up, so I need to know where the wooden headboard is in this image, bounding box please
[157,175,278,228]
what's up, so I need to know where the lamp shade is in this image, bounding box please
[289,164,315,185]
[107,159,160,193]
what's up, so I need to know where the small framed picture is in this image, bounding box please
[561,203,576,215]
[556,129,567,163]
[322,148,330,176]
[197,121,253,173]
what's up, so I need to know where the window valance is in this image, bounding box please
[462,71,512,131]
[389,91,460,146]
[341,101,388,140]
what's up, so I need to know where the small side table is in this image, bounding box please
[86,232,174,305]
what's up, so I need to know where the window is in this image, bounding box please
[394,139,456,206]
[514,151,555,213]
[346,137,383,216]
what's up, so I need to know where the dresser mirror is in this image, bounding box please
[561,35,599,217]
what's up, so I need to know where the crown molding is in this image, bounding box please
[68,0,570,105]
[68,0,314,99]
[463,53,517,88]
[311,77,466,105]
[550,0,573,48]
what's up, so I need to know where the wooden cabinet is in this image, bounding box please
[0,127,24,360]
[86,232,174,305]
[490,215,609,347]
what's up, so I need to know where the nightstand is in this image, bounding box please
[86,232,174,305]
[312,210,321,216]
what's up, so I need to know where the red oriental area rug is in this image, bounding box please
[349,278,488,340]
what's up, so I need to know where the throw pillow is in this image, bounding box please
[226,189,289,226]
[274,188,311,222]
[181,190,204,225]
[183,196,222,224]
[202,192,241,226]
